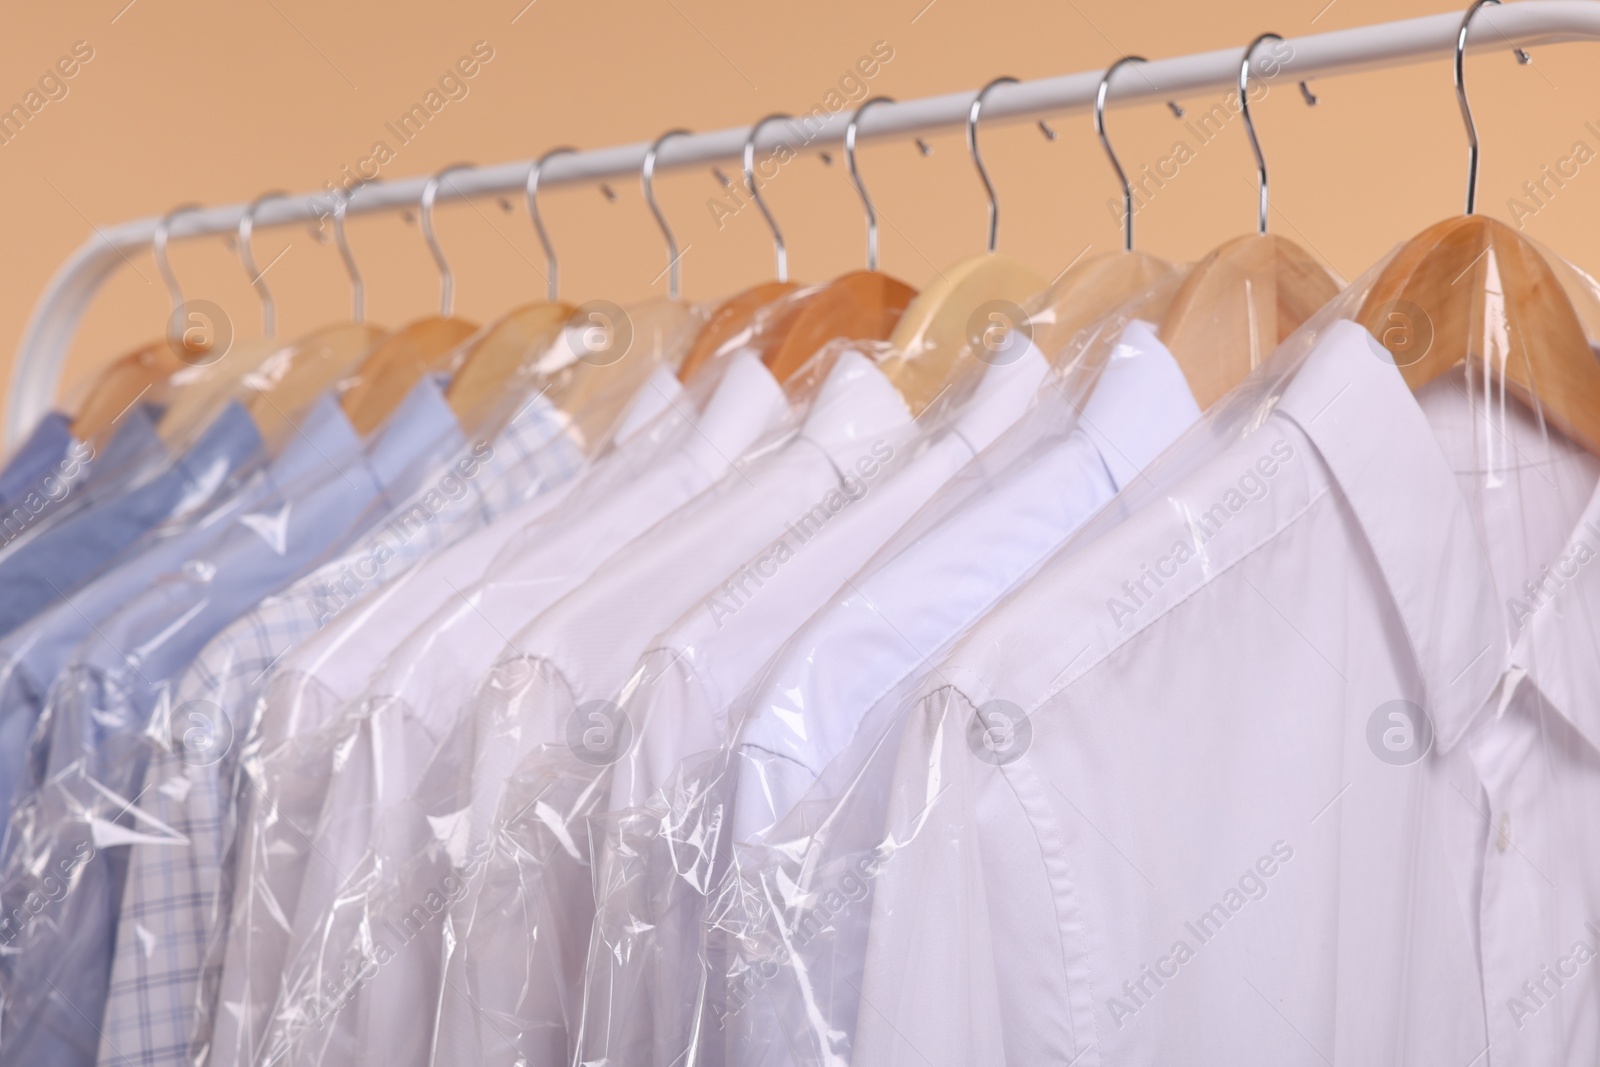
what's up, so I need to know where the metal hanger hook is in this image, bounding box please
[153,202,204,317]
[745,113,794,283]
[421,162,475,317]
[527,147,576,302]
[1096,57,1147,252]
[846,96,896,272]
[238,190,289,338]
[332,183,367,323]
[1457,0,1502,215]
[1240,33,1284,236]
[968,76,1018,254]
[642,129,692,299]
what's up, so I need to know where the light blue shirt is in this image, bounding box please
[0,412,72,509]
[0,380,462,1067]
[0,402,264,638]
[0,404,167,562]
[0,395,355,823]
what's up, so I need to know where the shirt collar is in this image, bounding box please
[796,348,913,470]
[678,353,787,477]
[480,388,568,477]
[267,392,360,489]
[1274,319,1506,755]
[364,373,465,492]
[168,400,265,515]
[612,364,684,445]
[949,341,1049,455]
[1077,319,1203,492]
[88,401,165,490]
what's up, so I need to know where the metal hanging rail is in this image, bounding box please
[9,0,1600,446]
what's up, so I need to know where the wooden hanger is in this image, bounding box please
[242,188,388,440]
[765,271,916,384]
[69,204,206,443]
[873,81,1046,413]
[677,118,808,382]
[444,304,573,430]
[545,296,697,425]
[443,149,589,430]
[246,323,387,443]
[158,338,285,443]
[1147,42,1339,408]
[341,165,481,436]
[1162,232,1338,408]
[69,339,189,443]
[1028,251,1176,359]
[158,193,310,443]
[879,256,1042,412]
[679,280,801,381]
[1357,1,1600,456]
[512,134,705,447]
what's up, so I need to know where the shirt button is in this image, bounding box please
[1496,811,1511,853]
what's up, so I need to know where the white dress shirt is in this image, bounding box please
[270,348,917,1067]
[842,319,1600,1066]
[223,353,788,1067]
[581,320,1204,1066]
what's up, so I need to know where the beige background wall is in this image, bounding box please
[3,0,1599,440]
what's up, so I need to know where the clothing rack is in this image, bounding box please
[9,0,1600,448]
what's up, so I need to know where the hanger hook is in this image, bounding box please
[642,129,693,299]
[1096,57,1147,252]
[527,147,576,302]
[745,113,794,283]
[1240,33,1283,236]
[238,190,289,338]
[154,202,204,317]
[332,183,367,323]
[847,96,896,272]
[421,162,474,317]
[968,76,1018,254]
[1457,0,1501,215]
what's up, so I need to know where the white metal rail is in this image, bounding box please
[9,0,1600,445]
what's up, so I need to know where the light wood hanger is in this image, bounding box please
[521,132,703,445]
[1027,254,1176,361]
[340,164,481,436]
[443,148,589,430]
[1020,59,1198,360]
[934,63,1190,391]
[1141,44,1340,409]
[1358,0,1600,456]
[875,80,1046,413]
[69,204,205,443]
[246,186,387,441]
[159,192,305,442]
